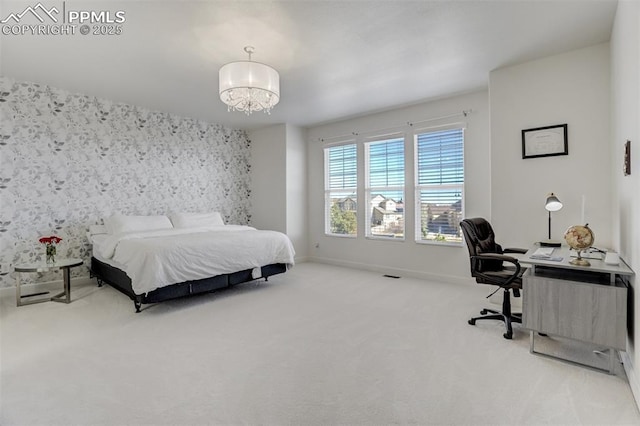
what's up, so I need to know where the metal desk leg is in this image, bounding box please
[16,271,21,306]
[530,330,616,375]
[594,348,618,375]
[610,349,616,374]
[51,266,71,304]
[16,271,52,306]
[530,330,535,353]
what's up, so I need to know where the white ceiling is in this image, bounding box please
[1,0,618,130]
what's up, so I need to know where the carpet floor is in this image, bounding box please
[1,262,639,425]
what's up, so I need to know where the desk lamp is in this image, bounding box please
[541,193,563,247]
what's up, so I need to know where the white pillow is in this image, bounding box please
[87,233,108,246]
[105,214,173,234]
[170,212,224,228]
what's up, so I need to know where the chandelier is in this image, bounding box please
[219,46,280,115]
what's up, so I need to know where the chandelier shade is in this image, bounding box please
[219,47,280,115]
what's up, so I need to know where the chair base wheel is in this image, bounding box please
[480,309,488,315]
[468,308,520,339]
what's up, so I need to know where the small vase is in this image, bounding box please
[46,244,56,264]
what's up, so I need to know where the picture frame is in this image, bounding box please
[522,124,568,159]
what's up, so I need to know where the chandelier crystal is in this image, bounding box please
[219,46,280,115]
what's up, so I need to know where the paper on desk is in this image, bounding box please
[529,247,563,261]
[530,255,563,261]
[533,247,555,256]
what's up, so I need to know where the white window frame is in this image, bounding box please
[364,135,405,241]
[414,124,465,246]
[324,142,358,238]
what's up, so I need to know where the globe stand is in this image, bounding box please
[569,250,591,266]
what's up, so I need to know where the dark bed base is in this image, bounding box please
[90,257,287,312]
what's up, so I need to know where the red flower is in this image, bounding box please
[39,235,62,245]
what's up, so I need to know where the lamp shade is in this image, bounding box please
[219,59,280,114]
[545,193,563,212]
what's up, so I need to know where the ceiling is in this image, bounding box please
[1,0,618,130]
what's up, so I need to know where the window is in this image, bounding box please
[415,128,464,244]
[325,144,357,236]
[365,137,405,239]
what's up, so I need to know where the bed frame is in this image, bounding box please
[90,257,287,312]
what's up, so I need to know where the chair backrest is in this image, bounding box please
[460,218,503,274]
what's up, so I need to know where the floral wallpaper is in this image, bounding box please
[0,77,252,288]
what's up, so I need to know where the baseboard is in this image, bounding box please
[621,350,640,411]
[307,256,472,285]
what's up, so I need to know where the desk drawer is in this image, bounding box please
[523,271,627,350]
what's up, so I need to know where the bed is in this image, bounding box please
[89,213,295,312]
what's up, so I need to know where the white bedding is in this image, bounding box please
[92,225,295,294]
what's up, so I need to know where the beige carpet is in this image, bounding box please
[1,262,638,425]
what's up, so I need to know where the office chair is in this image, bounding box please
[460,218,528,339]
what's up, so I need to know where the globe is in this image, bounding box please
[564,224,595,266]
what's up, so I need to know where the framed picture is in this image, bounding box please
[522,124,568,159]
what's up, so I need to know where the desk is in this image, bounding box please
[519,247,634,374]
[15,258,83,306]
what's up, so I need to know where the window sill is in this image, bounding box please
[325,233,357,238]
[415,239,463,247]
[366,235,405,242]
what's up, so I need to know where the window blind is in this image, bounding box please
[415,127,464,243]
[368,138,404,187]
[417,129,464,185]
[327,144,357,189]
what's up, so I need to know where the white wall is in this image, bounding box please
[249,124,308,260]
[489,43,612,250]
[306,90,490,282]
[611,0,640,405]
[285,124,309,260]
[249,125,287,233]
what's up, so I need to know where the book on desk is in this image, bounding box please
[529,247,563,261]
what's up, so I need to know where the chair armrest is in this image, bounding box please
[471,253,519,266]
[503,247,527,254]
[470,254,522,288]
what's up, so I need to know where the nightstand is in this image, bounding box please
[15,258,83,306]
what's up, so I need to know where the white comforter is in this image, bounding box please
[93,226,295,294]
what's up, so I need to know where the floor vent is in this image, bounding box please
[383,274,401,279]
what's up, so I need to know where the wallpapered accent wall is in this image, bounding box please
[0,77,252,288]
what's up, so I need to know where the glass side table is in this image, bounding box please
[15,258,83,306]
